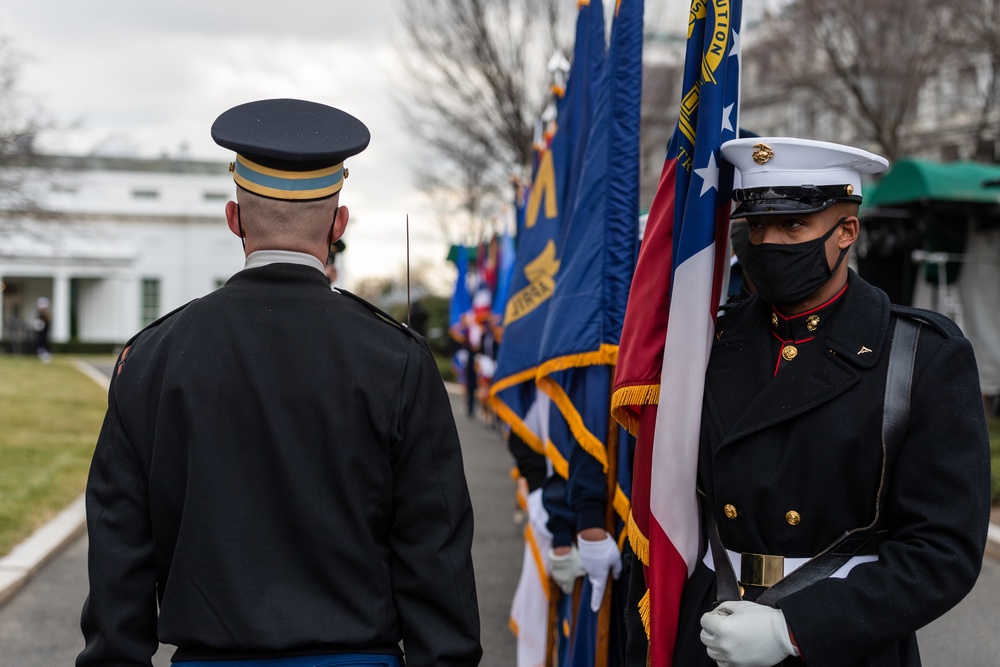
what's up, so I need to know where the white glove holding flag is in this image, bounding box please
[700,601,798,667]
[547,545,585,594]
[576,532,622,612]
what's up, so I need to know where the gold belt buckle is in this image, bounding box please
[740,552,785,588]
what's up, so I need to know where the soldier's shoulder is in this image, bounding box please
[889,304,964,339]
[334,288,423,341]
[131,299,197,343]
[112,300,197,379]
[717,294,758,326]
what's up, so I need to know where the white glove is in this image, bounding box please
[699,601,798,667]
[576,532,622,612]
[547,545,585,594]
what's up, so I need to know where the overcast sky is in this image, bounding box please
[1,0,699,291]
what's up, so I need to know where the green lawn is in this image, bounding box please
[0,356,109,556]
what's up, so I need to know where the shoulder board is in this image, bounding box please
[127,299,197,345]
[114,299,197,378]
[333,288,421,339]
[890,304,963,338]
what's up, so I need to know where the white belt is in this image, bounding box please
[703,542,878,587]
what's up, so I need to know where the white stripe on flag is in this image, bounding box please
[649,242,718,575]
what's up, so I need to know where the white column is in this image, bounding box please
[0,273,5,341]
[52,271,71,343]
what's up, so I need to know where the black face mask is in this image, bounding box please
[745,217,849,307]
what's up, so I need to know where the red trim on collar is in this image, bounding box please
[772,282,849,321]
[771,332,816,377]
[771,331,816,346]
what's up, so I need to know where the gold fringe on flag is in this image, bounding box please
[610,383,660,436]
[627,510,649,566]
[614,486,632,524]
[489,366,548,455]
[525,524,551,597]
[537,374,610,471]
[545,440,570,480]
[535,344,619,472]
[638,589,651,639]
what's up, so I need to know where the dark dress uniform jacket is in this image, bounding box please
[78,262,482,667]
[674,271,990,667]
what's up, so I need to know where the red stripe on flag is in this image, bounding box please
[648,515,687,666]
[629,404,656,551]
[711,206,732,312]
[611,157,677,432]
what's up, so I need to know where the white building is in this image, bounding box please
[0,154,244,350]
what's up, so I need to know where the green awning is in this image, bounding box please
[446,244,479,264]
[866,158,1000,207]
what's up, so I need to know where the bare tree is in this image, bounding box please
[0,33,54,213]
[774,0,954,162]
[947,0,1000,161]
[392,0,577,242]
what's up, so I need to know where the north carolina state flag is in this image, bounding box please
[611,0,743,662]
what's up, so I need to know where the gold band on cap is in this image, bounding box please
[232,154,345,200]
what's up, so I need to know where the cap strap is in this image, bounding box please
[733,184,856,203]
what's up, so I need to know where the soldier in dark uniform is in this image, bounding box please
[78,99,482,667]
[675,138,991,667]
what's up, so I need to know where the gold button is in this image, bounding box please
[785,510,801,526]
[771,313,778,328]
[724,504,738,519]
[739,585,745,597]
[806,315,820,332]
[781,345,798,361]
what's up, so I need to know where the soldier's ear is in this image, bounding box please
[332,204,349,241]
[225,201,243,238]
[838,216,859,248]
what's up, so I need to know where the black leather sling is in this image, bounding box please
[711,317,921,606]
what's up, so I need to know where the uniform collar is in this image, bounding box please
[770,282,848,342]
[244,250,325,274]
[819,270,892,368]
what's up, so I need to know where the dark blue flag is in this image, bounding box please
[490,0,606,454]
[535,0,642,523]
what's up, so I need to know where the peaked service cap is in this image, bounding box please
[721,137,888,218]
[212,98,370,201]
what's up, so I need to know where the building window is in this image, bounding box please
[141,278,160,327]
[203,192,229,201]
[132,189,160,199]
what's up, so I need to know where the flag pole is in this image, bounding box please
[546,578,561,667]
[595,374,621,667]
[406,214,411,326]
